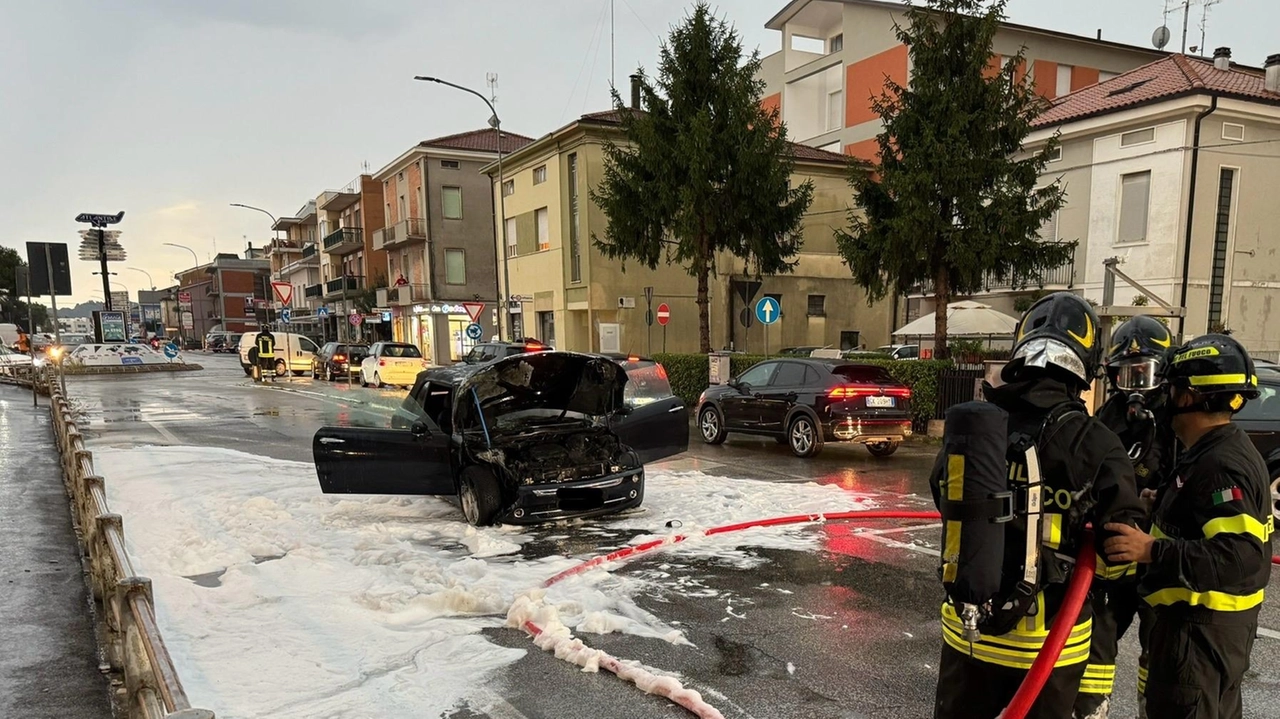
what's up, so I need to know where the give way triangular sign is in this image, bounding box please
[462,302,485,323]
[271,281,294,306]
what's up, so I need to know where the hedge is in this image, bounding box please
[653,353,953,426]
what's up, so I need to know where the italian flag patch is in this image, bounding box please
[1211,487,1243,505]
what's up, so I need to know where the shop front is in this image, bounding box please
[410,303,495,365]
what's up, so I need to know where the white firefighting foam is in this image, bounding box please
[95,445,874,717]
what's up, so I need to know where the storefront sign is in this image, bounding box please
[411,303,472,315]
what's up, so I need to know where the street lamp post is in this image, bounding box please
[229,203,278,225]
[414,75,511,341]
[164,243,201,345]
[127,267,155,290]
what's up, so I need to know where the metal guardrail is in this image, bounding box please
[33,372,216,719]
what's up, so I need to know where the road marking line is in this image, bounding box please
[1258,627,1280,641]
[145,420,180,444]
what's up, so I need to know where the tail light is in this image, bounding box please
[828,385,913,399]
[379,359,386,367]
[655,364,668,380]
[627,354,640,362]
[334,354,345,362]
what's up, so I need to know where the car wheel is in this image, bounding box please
[274,359,287,377]
[460,466,503,527]
[326,366,334,382]
[866,441,900,458]
[242,364,253,377]
[788,415,823,458]
[1270,473,1280,522]
[372,372,383,389]
[699,406,727,445]
[311,365,319,379]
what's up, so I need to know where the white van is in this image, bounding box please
[238,332,319,377]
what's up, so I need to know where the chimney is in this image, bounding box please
[1096,29,1102,40]
[629,74,642,110]
[1213,46,1231,71]
[1267,54,1280,94]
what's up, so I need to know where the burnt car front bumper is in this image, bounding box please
[500,468,645,524]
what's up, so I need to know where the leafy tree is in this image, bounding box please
[835,0,1070,356]
[0,246,50,331]
[591,2,814,353]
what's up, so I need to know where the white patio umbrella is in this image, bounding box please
[892,300,1020,338]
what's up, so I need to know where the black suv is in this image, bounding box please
[311,342,369,381]
[1232,367,1280,518]
[461,339,553,365]
[696,358,913,458]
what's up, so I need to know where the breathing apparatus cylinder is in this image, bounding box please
[939,401,1012,641]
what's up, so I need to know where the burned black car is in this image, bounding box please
[313,352,689,526]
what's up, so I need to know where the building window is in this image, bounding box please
[1047,145,1063,162]
[505,218,517,258]
[1056,64,1073,97]
[502,179,515,197]
[535,207,550,251]
[445,249,466,285]
[1120,128,1155,147]
[1117,171,1151,244]
[568,153,582,283]
[440,159,460,169]
[826,88,843,131]
[1222,122,1245,142]
[537,311,556,346]
[1207,168,1236,330]
[385,202,392,223]
[398,195,406,220]
[829,34,843,53]
[397,171,404,181]
[533,165,547,184]
[442,186,463,219]
[840,331,861,351]
[806,294,826,317]
[1038,209,1060,243]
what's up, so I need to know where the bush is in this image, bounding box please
[653,353,952,426]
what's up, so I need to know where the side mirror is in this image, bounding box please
[410,420,430,437]
[737,382,751,395]
[726,378,740,389]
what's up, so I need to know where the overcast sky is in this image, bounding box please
[2,0,1275,303]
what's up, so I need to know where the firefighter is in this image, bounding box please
[1104,333,1273,719]
[255,328,276,382]
[1075,316,1178,719]
[933,292,1145,719]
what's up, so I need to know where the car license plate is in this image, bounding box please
[866,396,895,408]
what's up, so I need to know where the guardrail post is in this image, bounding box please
[97,513,126,671]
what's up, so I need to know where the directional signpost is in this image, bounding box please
[755,296,780,356]
[164,342,179,359]
[272,281,293,307]
[280,308,292,325]
[465,323,483,341]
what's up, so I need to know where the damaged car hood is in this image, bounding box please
[457,352,627,430]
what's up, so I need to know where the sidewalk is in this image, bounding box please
[0,387,113,718]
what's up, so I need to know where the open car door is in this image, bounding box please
[313,425,453,495]
[611,395,689,465]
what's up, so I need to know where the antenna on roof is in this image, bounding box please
[1197,0,1222,57]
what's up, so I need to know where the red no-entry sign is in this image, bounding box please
[656,303,670,326]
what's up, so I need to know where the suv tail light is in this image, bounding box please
[334,354,345,362]
[379,359,386,367]
[828,384,912,399]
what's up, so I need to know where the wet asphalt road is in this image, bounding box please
[64,354,1280,718]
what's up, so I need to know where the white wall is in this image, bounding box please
[1082,120,1188,305]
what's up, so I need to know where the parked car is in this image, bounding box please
[460,340,553,365]
[696,358,913,458]
[0,343,34,373]
[1232,367,1280,518]
[312,342,369,381]
[876,344,920,360]
[237,332,320,376]
[778,346,822,357]
[207,335,229,353]
[360,342,427,388]
[314,351,689,526]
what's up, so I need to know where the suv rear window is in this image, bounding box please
[621,360,674,407]
[832,364,897,385]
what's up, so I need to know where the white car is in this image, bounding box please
[0,344,34,374]
[360,342,428,388]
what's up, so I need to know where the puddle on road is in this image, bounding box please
[713,635,792,678]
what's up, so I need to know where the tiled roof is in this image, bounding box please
[578,108,848,164]
[1034,54,1280,127]
[419,128,535,154]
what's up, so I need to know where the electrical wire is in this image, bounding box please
[560,0,611,125]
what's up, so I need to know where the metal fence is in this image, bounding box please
[38,373,216,719]
[935,367,986,419]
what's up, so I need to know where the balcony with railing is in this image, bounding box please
[323,275,365,299]
[387,283,430,305]
[322,227,363,255]
[304,283,323,299]
[301,242,318,259]
[911,244,1075,296]
[373,217,428,251]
